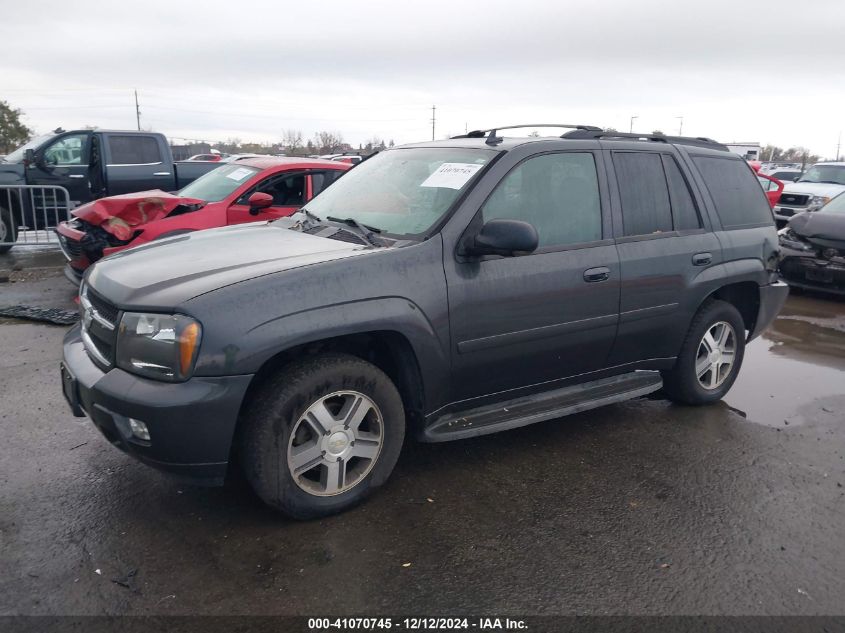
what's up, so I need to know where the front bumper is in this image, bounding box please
[779,254,845,296]
[61,324,253,485]
[773,205,808,221]
[748,280,789,341]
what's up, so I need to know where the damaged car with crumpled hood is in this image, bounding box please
[778,192,845,295]
[54,157,350,284]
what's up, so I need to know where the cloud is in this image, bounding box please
[2,0,844,154]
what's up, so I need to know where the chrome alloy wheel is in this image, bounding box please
[0,215,8,242]
[287,391,384,496]
[695,321,737,390]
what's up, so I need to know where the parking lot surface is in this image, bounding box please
[1,252,843,615]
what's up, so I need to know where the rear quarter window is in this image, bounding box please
[692,156,773,228]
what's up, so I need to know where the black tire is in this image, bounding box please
[0,207,14,254]
[661,299,746,405]
[239,353,405,519]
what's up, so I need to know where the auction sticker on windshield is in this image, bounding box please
[226,167,254,181]
[420,163,484,189]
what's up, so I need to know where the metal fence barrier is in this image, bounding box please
[0,185,75,249]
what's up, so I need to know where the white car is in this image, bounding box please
[773,162,845,223]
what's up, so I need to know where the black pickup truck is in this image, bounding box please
[0,129,219,252]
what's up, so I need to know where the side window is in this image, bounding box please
[311,170,344,197]
[662,155,702,231]
[43,134,88,166]
[612,152,672,236]
[107,135,162,165]
[483,152,602,248]
[692,156,773,228]
[241,173,305,206]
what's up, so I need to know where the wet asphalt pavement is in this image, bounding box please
[1,249,843,616]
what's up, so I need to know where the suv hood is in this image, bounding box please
[72,190,205,240]
[86,222,371,308]
[782,181,845,197]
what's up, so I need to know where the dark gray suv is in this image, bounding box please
[60,126,788,518]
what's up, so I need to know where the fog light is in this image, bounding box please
[129,418,150,441]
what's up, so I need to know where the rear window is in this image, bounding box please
[107,135,162,165]
[692,156,773,228]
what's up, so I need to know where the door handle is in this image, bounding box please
[584,266,611,283]
[68,174,85,179]
[153,172,171,176]
[692,252,712,266]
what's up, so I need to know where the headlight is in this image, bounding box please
[116,312,202,382]
[808,196,830,211]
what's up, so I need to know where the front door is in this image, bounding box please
[444,150,621,404]
[27,132,92,205]
[227,172,306,224]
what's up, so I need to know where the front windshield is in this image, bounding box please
[822,192,845,214]
[177,163,259,202]
[797,165,845,185]
[303,147,495,237]
[3,133,55,163]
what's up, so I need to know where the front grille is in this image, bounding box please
[779,193,809,207]
[58,234,83,257]
[87,289,119,325]
[80,285,120,367]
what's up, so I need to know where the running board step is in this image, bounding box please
[422,371,662,442]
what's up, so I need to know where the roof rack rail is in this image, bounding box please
[561,129,729,151]
[452,124,603,146]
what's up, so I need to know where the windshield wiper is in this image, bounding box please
[326,216,384,246]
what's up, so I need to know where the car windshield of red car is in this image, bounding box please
[178,164,260,202]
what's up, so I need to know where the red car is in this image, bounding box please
[749,160,784,207]
[56,157,349,282]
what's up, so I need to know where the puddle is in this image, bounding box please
[725,294,845,426]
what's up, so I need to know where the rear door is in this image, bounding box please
[443,149,621,403]
[604,148,722,366]
[226,171,306,224]
[103,134,175,194]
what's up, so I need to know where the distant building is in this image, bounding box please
[726,143,761,161]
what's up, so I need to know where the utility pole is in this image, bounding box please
[629,115,638,133]
[837,131,842,161]
[676,116,684,135]
[134,90,141,131]
[431,105,436,141]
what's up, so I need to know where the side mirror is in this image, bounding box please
[465,218,539,257]
[24,148,37,167]
[248,192,274,215]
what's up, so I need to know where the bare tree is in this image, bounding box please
[282,129,304,156]
[313,131,344,154]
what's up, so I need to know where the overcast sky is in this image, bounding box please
[3,0,844,156]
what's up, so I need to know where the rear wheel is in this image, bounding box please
[0,207,14,254]
[661,300,746,405]
[239,353,405,519]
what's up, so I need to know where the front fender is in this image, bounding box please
[197,296,451,412]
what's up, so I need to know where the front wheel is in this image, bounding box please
[661,300,746,405]
[0,207,14,254]
[239,353,405,519]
